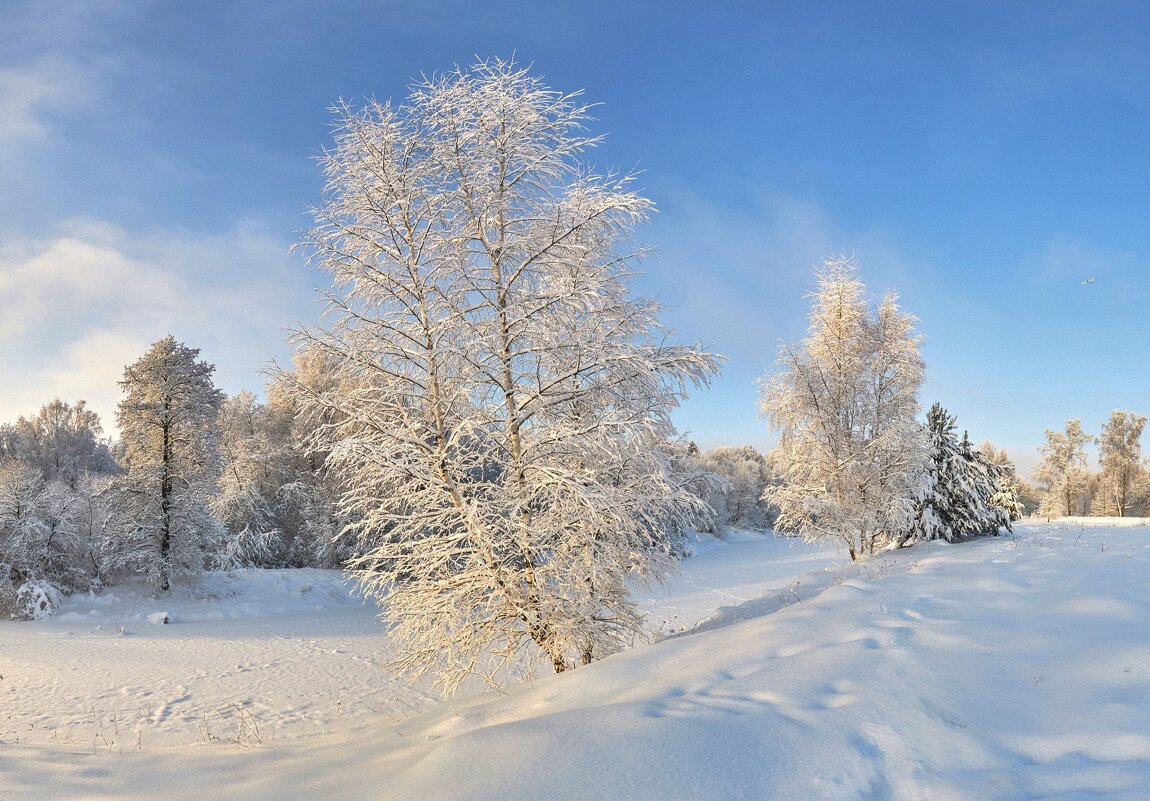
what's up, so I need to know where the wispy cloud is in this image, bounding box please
[648,190,917,360]
[1020,234,1149,289]
[0,60,84,147]
[0,220,314,431]
[0,0,138,175]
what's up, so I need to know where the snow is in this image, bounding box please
[5,521,1150,799]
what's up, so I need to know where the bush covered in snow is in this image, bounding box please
[12,579,64,620]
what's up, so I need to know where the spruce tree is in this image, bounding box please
[904,403,1009,544]
[113,336,224,590]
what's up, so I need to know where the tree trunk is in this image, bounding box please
[580,644,593,666]
[160,419,172,592]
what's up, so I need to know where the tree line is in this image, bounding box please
[0,338,347,620]
[1034,413,1150,518]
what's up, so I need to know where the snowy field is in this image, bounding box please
[3,520,1150,800]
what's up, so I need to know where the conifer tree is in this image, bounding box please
[956,430,1011,535]
[113,336,224,590]
[902,404,1010,544]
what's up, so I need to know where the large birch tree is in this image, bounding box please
[286,59,719,693]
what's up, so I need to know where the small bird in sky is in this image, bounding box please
[1082,278,1096,284]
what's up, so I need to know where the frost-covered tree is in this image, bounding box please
[286,59,719,692]
[112,336,225,590]
[979,441,1038,517]
[900,405,1009,545]
[213,390,341,568]
[0,401,120,611]
[0,424,21,462]
[1034,419,1091,519]
[13,399,117,488]
[690,445,777,532]
[760,258,926,560]
[212,391,284,567]
[975,440,1027,521]
[0,462,49,584]
[67,473,117,586]
[1092,410,1147,517]
[0,462,98,618]
[960,431,1012,533]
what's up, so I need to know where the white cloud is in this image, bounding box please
[0,220,314,432]
[0,225,181,344]
[6,329,148,434]
[0,60,79,145]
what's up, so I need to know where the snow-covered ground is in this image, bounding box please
[4,520,1150,800]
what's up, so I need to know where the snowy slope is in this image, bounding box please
[4,522,1150,800]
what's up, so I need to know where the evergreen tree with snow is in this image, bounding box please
[956,430,1012,535]
[902,404,1010,545]
[111,336,225,591]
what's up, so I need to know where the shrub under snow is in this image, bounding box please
[14,579,63,620]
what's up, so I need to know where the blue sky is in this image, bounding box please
[4,0,1150,475]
